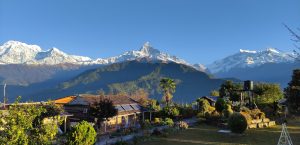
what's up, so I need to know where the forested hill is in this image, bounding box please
[34,61,228,103]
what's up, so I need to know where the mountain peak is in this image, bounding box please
[265,48,280,53]
[239,49,257,54]
[139,42,160,55]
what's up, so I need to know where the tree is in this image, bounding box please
[210,90,219,96]
[88,98,117,132]
[284,69,300,114]
[196,98,211,115]
[215,98,226,114]
[0,97,62,145]
[161,106,180,119]
[253,83,283,105]
[160,78,176,106]
[219,80,242,101]
[66,121,97,145]
[130,88,149,107]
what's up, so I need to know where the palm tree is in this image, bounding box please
[160,78,176,106]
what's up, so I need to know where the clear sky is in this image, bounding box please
[0,0,299,65]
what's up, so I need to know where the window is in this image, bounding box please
[83,108,88,113]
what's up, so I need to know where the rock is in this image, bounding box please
[258,123,264,128]
[262,118,270,123]
[248,124,257,129]
[251,119,262,124]
[263,123,269,127]
[269,121,276,127]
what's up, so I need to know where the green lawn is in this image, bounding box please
[139,118,300,145]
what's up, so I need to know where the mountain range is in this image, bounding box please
[0,41,205,71]
[0,40,298,102]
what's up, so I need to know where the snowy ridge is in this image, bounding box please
[0,40,205,71]
[208,48,296,74]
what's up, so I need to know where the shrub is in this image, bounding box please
[228,113,248,134]
[178,106,196,118]
[197,98,211,113]
[66,121,97,145]
[176,121,189,130]
[222,104,234,118]
[163,118,174,127]
[153,118,162,125]
[205,110,221,123]
[215,98,226,113]
[141,119,152,130]
[161,106,180,118]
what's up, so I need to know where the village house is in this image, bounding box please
[54,94,147,132]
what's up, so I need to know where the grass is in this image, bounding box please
[139,118,300,145]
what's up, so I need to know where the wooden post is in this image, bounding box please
[64,116,67,133]
[116,116,118,129]
[142,112,145,122]
[150,111,152,122]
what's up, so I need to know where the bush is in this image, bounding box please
[228,113,248,134]
[163,118,174,127]
[153,118,162,125]
[176,121,189,130]
[66,121,97,145]
[205,110,221,123]
[141,119,152,130]
[161,106,180,118]
[222,104,233,118]
[215,98,226,113]
[178,106,196,118]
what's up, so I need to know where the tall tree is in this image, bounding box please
[160,78,176,106]
[88,98,117,132]
[284,69,300,114]
[219,80,242,101]
[253,83,283,105]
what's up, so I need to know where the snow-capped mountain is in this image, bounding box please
[0,41,205,71]
[207,48,296,74]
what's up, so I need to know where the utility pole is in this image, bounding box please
[3,83,6,108]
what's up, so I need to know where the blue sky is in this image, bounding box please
[0,0,299,65]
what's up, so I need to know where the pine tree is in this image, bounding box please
[284,69,300,114]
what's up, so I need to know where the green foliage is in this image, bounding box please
[197,98,211,116]
[215,98,226,113]
[204,110,221,123]
[160,78,176,106]
[210,90,220,96]
[284,69,300,114]
[153,118,163,125]
[219,80,242,101]
[66,121,97,145]
[163,118,174,127]
[177,106,196,118]
[161,106,180,118]
[141,119,152,130]
[222,104,233,118]
[148,99,161,111]
[0,97,62,145]
[254,83,283,105]
[228,113,248,134]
